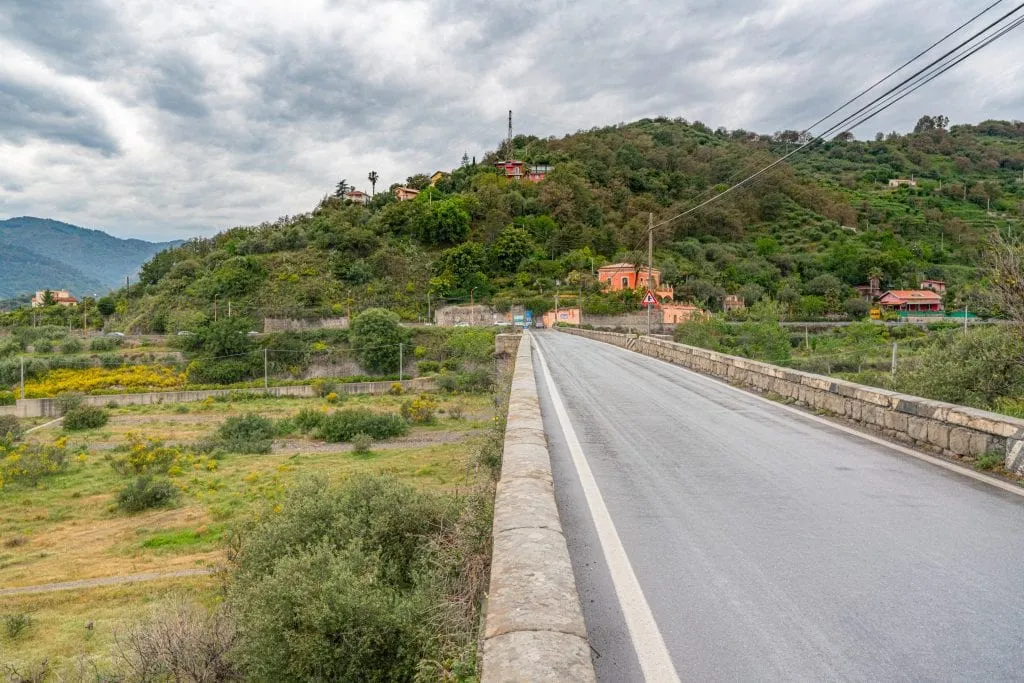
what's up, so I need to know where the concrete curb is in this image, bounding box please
[482,334,596,683]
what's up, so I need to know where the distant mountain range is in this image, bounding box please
[0,217,183,299]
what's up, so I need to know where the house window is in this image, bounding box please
[621,277,629,288]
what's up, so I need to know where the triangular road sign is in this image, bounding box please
[642,290,657,306]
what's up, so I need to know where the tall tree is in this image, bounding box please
[368,171,379,196]
[334,179,350,198]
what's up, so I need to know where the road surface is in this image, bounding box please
[532,330,1024,682]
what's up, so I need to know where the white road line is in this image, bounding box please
[533,336,682,683]
[577,333,1024,500]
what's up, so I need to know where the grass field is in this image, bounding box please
[0,390,496,673]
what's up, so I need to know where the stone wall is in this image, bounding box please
[582,312,674,333]
[262,317,349,332]
[434,305,499,327]
[560,328,1024,474]
[16,378,437,418]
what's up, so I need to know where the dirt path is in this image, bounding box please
[0,568,216,596]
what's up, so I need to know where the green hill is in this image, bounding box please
[91,117,1024,331]
[0,217,182,298]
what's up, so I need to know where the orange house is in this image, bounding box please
[395,187,420,201]
[541,308,581,328]
[597,263,674,301]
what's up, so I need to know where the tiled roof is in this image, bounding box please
[880,290,942,301]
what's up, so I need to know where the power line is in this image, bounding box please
[649,2,1024,232]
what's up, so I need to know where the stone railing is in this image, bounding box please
[559,328,1024,475]
[482,334,595,682]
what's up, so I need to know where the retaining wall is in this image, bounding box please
[262,317,349,332]
[15,378,436,418]
[482,334,595,682]
[560,328,1024,475]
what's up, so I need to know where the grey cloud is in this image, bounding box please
[0,77,118,153]
[0,0,1021,241]
[145,56,211,119]
[2,0,129,77]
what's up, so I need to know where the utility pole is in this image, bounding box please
[264,348,269,390]
[398,343,404,381]
[647,212,654,337]
[20,356,25,400]
[891,342,898,379]
[470,288,476,326]
[228,300,232,318]
[427,292,432,325]
[964,301,969,335]
[214,300,218,322]
[578,281,583,327]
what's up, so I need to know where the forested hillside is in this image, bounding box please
[0,218,182,298]
[95,117,1024,332]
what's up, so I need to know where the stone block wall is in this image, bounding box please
[560,328,1024,474]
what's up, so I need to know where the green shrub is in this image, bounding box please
[63,405,109,431]
[60,339,82,354]
[3,612,33,639]
[351,433,373,455]
[311,379,338,397]
[318,409,408,442]
[400,396,437,424]
[211,414,276,454]
[0,442,70,486]
[90,337,119,352]
[292,407,326,433]
[974,452,1003,471]
[0,415,23,444]
[186,358,258,385]
[117,476,178,513]
[437,370,493,393]
[446,328,495,363]
[34,340,54,354]
[350,309,408,374]
[100,353,124,369]
[417,360,440,375]
[0,391,15,407]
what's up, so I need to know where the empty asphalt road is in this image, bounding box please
[532,330,1024,682]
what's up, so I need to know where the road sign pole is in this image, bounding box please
[647,212,653,337]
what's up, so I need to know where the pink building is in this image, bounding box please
[597,263,674,301]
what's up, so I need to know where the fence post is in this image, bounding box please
[890,342,897,379]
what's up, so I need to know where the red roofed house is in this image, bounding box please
[344,190,370,205]
[878,290,943,313]
[31,290,78,307]
[597,263,674,301]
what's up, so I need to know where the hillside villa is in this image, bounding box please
[344,190,370,205]
[877,289,944,313]
[723,294,745,312]
[395,187,420,201]
[31,290,78,307]
[494,160,552,183]
[597,262,674,301]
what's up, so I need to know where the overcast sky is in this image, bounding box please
[1,0,1022,241]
